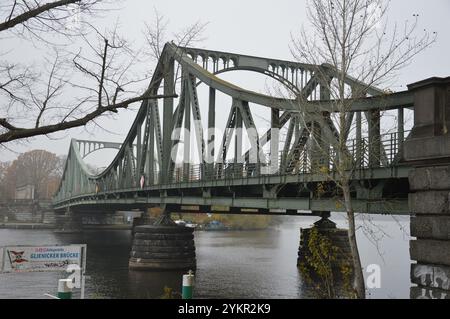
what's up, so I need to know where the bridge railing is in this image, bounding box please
[54,128,410,203]
[167,129,410,184]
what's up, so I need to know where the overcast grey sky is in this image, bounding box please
[1,0,449,164]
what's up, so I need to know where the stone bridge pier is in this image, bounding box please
[129,208,196,271]
[404,77,450,299]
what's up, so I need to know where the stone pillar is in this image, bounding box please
[404,77,450,299]
[54,208,82,233]
[129,211,196,271]
[297,211,352,270]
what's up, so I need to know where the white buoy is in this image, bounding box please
[182,270,195,299]
[57,279,73,299]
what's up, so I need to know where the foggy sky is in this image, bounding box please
[1,0,449,164]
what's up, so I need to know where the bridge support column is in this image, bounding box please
[54,208,82,233]
[129,210,196,271]
[404,77,450,299]
[297,211,352,280]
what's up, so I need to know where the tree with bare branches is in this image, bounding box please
[144,8,207,63]
[0,1,206,145]
[290,0,436,298]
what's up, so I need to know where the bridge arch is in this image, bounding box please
[75,140,123,159]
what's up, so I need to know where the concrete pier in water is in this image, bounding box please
[297,211,352,271]
[129,213,196,271]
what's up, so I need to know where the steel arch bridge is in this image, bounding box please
[53,43,414,216]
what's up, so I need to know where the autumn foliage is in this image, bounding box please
[0,149,64,200]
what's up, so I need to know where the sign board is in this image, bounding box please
[0,244,87,299]
[0,245,86,273]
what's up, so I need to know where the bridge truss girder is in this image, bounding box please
[53,43,413,215]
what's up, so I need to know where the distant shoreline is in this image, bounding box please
[0,223,132,230]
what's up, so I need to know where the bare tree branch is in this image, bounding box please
[0,1,207,146]
[0,93,177,143]
[0,0,80,32]
[290,0,436,299]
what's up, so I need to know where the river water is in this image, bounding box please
[0,214,411,299]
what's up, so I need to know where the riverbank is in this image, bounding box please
[173,213,276,231]
[0,223,55,230]
[0,221,267,231]
[0,223,132,230]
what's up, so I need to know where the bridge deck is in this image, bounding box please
[53,165,411,215]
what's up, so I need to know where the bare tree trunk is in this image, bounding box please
[342,181,365,299]
[290,0,435,300]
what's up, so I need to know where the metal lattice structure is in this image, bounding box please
[53,43,414,215]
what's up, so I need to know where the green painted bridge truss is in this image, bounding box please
[53,43,413,215]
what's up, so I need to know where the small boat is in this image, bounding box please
[204,220,229,231]
[174,220,186,226]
